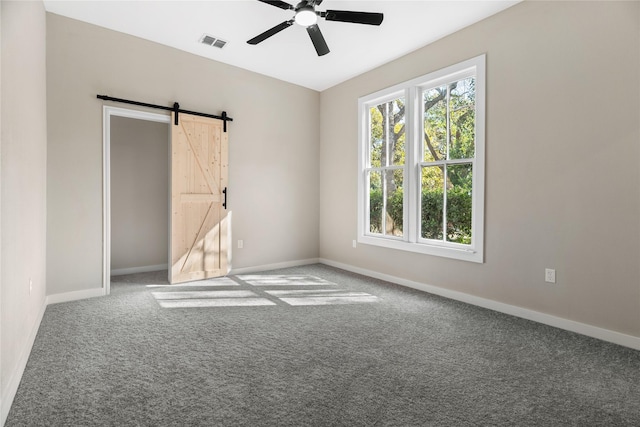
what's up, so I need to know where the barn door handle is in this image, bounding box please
[222,187,227,209]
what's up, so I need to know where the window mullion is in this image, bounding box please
[406,87,417,244]
[443,84,450,242]
[364,106,371,235]
[382,169,387,236]
[364,169,370,235]
[442,164,448,243]
[446,83,451,161]
[385,102,390,168]
[383,102,389,237]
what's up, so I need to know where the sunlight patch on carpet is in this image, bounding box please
[237,274,337,287]
[152,290,258,300]
[157,298,276,308]
[265,289,379,306]
[146,277,239,288]
[151,289,274,308]
[150,275,378,308]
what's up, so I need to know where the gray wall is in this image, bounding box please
[110,116,168,273]
[0,0,48,421]
[46,13,321,294]
[319,1,640,337]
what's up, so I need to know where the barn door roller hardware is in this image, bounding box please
[96,94,233,132]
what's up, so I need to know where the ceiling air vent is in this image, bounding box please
[200,34,227,49]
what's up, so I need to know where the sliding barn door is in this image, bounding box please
[170,113,229,284]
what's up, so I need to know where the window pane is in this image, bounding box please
[421,166,444,240]
[389,99,405,167]
[446,164,473,244]
[369,107,383,168]
[385,169,404,237]
[449,78,475,160]
[423,87,447,162]
[370,99,405,167]
[368,170,382,234]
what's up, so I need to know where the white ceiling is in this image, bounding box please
[42,0,519,91]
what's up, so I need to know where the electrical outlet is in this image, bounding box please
[238,240,243,249]
[545,268,556,284]
[29,278,33,295]
[352,240,357,248]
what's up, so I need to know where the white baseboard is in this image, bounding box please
[110,264,168,276]
[46,287,105,305]
[319,258,640,351]
[230,258,319,275]
[1,299,47,427]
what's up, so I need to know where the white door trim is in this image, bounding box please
[102,106,171,295]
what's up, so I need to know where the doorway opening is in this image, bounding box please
[103,107,171,294]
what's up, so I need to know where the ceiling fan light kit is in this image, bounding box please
[247,0,384,57]
[295,7,318,26]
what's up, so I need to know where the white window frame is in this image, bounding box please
[357,55,485,263]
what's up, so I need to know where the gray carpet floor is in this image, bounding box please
[6,264,640,426]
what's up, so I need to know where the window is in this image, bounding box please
[358,55,485,263]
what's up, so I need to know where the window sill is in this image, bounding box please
[358,234,483,263]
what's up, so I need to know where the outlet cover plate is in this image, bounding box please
[545,268,556,283]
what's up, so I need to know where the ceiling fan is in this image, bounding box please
[247,0,384,57]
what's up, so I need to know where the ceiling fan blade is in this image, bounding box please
[247,20,294,45]
[307,24,329,56]
[257,0,294,10]
[323,10,384,26]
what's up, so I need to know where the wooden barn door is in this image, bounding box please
[170,113,229,284]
